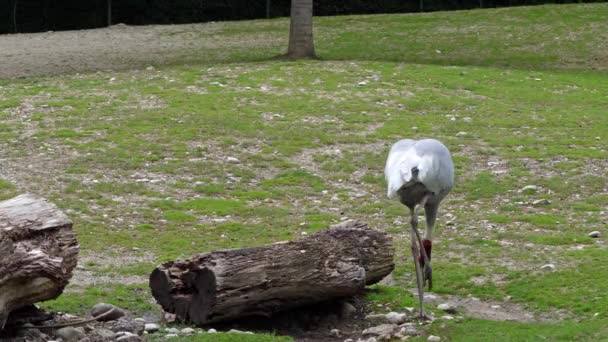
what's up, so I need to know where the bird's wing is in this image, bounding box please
[385,139,454,198]
[385,139,418,198]
[414,139,454,195]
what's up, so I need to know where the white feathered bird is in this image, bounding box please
[385,138,454,318]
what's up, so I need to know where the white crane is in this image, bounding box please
[385,138,454,318]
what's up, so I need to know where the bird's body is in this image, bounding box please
[384,138,454,318]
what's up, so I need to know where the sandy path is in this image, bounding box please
[0,24,221,78]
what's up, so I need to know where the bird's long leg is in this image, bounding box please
[410,207,427,319]
[414,195,432,290]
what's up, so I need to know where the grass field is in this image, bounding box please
[1,3,607,341]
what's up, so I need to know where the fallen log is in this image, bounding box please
[150,220,394,325]
[0,194,79,329]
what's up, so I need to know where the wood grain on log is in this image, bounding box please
[0,194,79,329]
[150,220,394,325]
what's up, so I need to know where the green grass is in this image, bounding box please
[2,3,608,341]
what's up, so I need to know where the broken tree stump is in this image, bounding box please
[0,194,79,329]
[149,220,394,325]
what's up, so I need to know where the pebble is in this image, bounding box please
[437,303,457,314]
[428,336,441,342]
[588,231,601,238]
[455,131,468,137]
[532,199,550,205]
[91,303,126,321]
[330,328,341,337]
[228,329,253,334]
[364,314,386,322]
[491,305,502,310]
[144,323,160,332]
[92,328,116,339]
[399,325,419,336]
[181,327,196,335]
[385,312,408,324]
[165,328,180,334]
[165,334,178,339]
[362,324,398,337]
[441,315,455,320]
[55,327,85,342]
[208,328,217,333]
[116,334,143,342]
[521,185,539,193]
[111,317,145,334]
[341,301,357,318]
[226,156,240,164]
[541,264,556,270]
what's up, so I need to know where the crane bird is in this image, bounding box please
[385,138,454,318]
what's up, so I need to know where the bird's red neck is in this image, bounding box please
[419,239,432,266]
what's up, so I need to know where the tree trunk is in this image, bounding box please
[286,0,316,59]
[0,194,79,330]
[150,220,394,325]
[107,0,112,27]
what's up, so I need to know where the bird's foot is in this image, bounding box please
[417,311,432,322]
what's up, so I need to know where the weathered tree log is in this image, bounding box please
[0,194,79,329]
[150,220,394,325]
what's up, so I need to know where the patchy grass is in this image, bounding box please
[0,3,606,341]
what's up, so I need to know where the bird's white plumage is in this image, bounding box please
[385,139,454,199]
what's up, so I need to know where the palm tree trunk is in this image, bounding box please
[286,0,316,59]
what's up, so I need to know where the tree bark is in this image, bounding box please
[150,220,394,325]
[286,0,316,59]
[0,194,79,330]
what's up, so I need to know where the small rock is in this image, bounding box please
[521,185,539,193]
[208,328,217,333]
[360,338,378,342]
[228,329,253,334]
[399,325,419,336]
[91,303,125,321]
[437,303,457,314]
[92,328,116,339]
[181,327,196,335]
[330,328,341,338]
[111,317,145,335]
[165,328,180,334]
[341,301,357,318]
[56,327,86,342]
[424,294,437,301]
[385,312,408,324]
[226,156,240,164]
[441,315,454,320]
[491,305,502,310]
[116,334,143,342]
[455,131,468,137]
[532,199,550,205]
[362,324,398,337]
[365,314,386,322]
[428,336,441,342]
[541,264,556,271]
[165,334,178,339]
[588,231,601,238]
[144,323,160,333]
[344,339,354,342]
